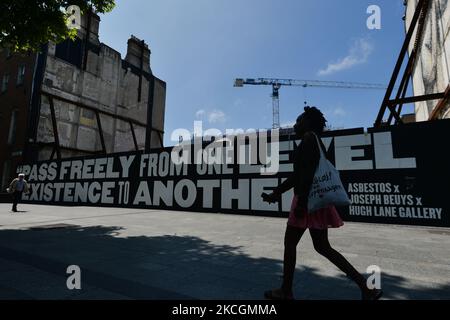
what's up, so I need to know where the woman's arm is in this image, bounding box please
[262,150,296,203]
[262,132,322,204]
[274,175,295,195]
[262,173,294,203]
[262,132,318,202]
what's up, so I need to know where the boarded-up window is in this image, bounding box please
[80,108,96,127]
[55,38,83,69]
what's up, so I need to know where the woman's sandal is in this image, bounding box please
[264,289,294,300]
[362,288,383,300]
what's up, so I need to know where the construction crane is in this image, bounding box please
[234,78,391,129]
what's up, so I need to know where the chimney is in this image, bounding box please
[125,35,151,74]
[78,10,101,45]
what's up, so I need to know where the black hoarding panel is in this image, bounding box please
[17,120,450,227]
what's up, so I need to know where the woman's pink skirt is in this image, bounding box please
[288,195,344,230]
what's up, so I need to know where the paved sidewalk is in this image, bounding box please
[0,204,449,300]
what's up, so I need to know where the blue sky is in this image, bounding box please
[98,0,410,146]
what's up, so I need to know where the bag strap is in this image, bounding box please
[310,132,325,159]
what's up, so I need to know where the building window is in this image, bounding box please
[17,65,26,85]
[80,108,96,127]
[8,110,18,145]
[1,74,9,92]
[5,48,12,59]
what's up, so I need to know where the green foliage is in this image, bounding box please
[0,0,115,52]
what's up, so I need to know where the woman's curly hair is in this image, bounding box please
[299,106,327,134]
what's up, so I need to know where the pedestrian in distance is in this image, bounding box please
[7,173,30,212]
[262,106,383,300]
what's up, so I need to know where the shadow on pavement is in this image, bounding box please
[0,225,448,300]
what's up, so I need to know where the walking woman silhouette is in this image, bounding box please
[262,106,383,300]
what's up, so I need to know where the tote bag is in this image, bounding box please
[307,133,351,213]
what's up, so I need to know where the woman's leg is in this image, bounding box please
[280,225,307,295]
[309,228,368,293]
